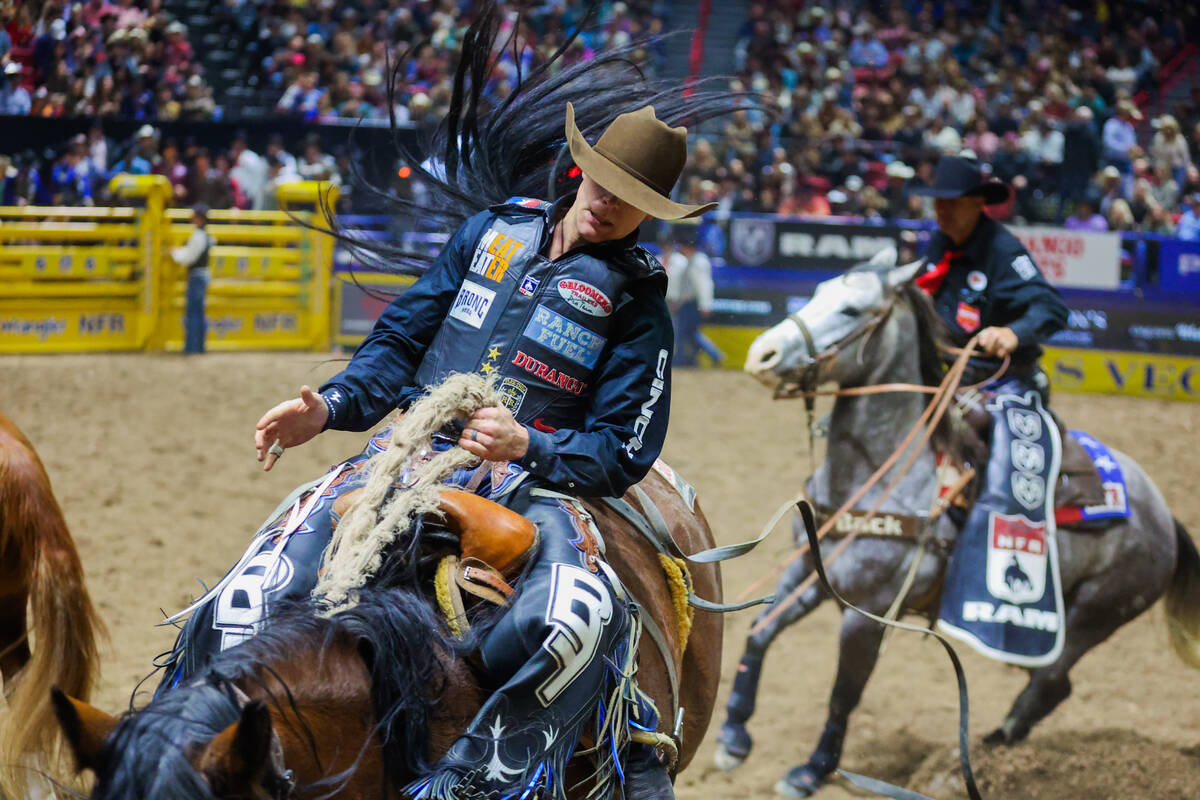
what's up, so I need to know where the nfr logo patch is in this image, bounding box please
[986,512,1048,605]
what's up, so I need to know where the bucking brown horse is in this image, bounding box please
[0,409,104,799]
[52,469,720,799]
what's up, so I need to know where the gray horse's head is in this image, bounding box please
[744,248,925,390]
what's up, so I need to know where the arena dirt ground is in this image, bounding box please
[3,352,1198,799]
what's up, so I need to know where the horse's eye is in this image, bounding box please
[841,306,862,318]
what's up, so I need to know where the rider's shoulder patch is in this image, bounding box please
[493,196,552,213]
[1011,254,1038,282]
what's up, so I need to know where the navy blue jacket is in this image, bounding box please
[319,199,674,498]
[923,214,1068,367]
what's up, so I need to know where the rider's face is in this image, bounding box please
[570,173,651,244]
[934,195,985,245]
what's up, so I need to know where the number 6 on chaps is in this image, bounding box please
[51,375,724,800]
[714,254,1200,798]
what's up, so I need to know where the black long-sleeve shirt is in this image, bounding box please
[923,214,1069,368]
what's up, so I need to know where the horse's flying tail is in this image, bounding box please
[0,412,105,798]
[1165,518,1200,670]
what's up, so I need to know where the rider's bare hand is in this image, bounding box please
[977,326,1018,358]
[255,385,329,471]
[460,406,530,462]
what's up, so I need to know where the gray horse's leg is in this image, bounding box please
[775,607,885,798]
[984,569,1155,744]
[714,555,827,769]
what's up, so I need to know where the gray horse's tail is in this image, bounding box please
[1165,518,1200,669]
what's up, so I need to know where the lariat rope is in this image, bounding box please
[314,373,502,610]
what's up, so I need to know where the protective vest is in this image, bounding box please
[413,199,660,432]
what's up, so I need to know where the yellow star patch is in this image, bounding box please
[487,346,501,361]
[481,363,495,375]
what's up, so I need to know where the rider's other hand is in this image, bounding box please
[254,385,329,471]
[460,405,530,462]
[978,326,1018,358]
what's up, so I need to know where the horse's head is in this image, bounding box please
[52,684,297,800]
[744,248,926,393]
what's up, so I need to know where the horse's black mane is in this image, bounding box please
[896,277,989,471]
[323,0,757,278]
[897,279,954,390]
[96,586,466,800]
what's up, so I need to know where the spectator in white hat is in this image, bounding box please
[1149,115,1190,185]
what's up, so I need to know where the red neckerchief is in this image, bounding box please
[915,249,962,295]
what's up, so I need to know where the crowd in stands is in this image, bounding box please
[0,123,347,209]
[5,0,1200,238]
[1,0,216,119]
[244,0,667,125]
[675,0,1200,234]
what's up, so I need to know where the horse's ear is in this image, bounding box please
[196,700,276,791]
[885,258,926,289]
[868,245,898,268]
[50,687,118,772]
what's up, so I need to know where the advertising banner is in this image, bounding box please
[1009,226,1121,289]
[333,272,416,346]
[1049,300,1200,357]
[1157,238,1200,295]
[1042,347,1200,402]
[0,306,141,352]
[723,216,900,270]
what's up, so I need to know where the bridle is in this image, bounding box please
[772,295,897,401]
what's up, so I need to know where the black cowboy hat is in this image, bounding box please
[910,154,1009,205]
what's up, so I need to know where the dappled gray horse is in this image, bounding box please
[713,258,1200,798]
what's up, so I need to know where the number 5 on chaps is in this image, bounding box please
[537,565,614,706]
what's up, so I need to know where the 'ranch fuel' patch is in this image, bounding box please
[522,304,606,368]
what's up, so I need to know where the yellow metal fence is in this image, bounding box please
[0,175,337,353]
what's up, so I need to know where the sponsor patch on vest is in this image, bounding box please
[511,350,588,395]
[498,377,528,413]
[956,301,980,332]
[469,229,525,283]
[522,304,606,368]
[557,279,613,317]
[519,276,540,296]
[449,280,496,329]
[967,270,988,291]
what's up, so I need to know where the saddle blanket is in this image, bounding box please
[1055,431,1130,526]
[937,389,1066,667]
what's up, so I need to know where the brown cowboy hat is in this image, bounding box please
[565,101,715,220]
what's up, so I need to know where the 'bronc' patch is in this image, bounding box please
[449,281,496,328]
